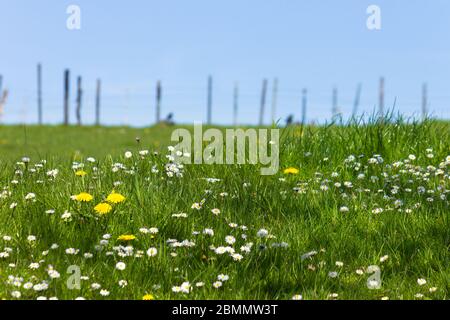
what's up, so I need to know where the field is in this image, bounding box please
[0,120,449,300]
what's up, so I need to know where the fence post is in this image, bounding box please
[422,83,428,120]
[379,77,385,117]
[352,83,362,118]
[332,86,338,119]
[95,79,101,126]
[301,88,307,126]
[156,80,162,124]
[207,75,213,125]
[271,78,278,124]
[37,64,43,125]
[259,79,268,126]
[233,82,239,126]
[64,69,70,125]
[76,76,82,126]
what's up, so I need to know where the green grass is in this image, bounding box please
[0,120,449,300]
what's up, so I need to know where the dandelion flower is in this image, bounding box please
[94,203,112,215]
[75,192,93,202]
[284,167,299,174]
[117,234,136,241]
[75,170,87,177]
[107,192,126,204]
[143,294,155,300]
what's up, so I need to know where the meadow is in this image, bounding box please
[0,119,448,300]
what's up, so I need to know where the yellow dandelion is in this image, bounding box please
[117,234,136,241]
[107,192,126,204]
[142,294,155,300]
[75,170,87,177]
[284,167,299,174]
[94,203,112,215]
[75,192,93,202]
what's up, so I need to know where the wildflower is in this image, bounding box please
[25,193,36,200]
[94,203,112,215]
[117,234,136,241]
[284,167,299,174]
[203,228,214,236]
[339,206,349,213]
[417,278,427,286]
[231,253,243,261]
[256,229,269,238]
[429,287,437,293]
[99,289,110,296]
[217,274,229,281]
[124,151,132,159]
[335,261,344,267]
[115,262,126,271]
[225,235,236,245]
[213,281,223,289]
[328,271,338,278]
[107,192,126,204]
[27,235,37,242]
[211,208,221,216]
[61,211,72,222]
[9,202,17,209]
[75,170,87,177]
[143,294,155,300]
[146,247,158,257]
[75,192,93,202]
[292,294,303,300]
[380,255,389,263]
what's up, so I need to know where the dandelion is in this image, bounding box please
[75,192,93,202]
[75,170,87,177]
[143,294,155,300]
[117,234,136,241]
[284,167,299,174]
[94,203,112,215]
[107,191,126,204]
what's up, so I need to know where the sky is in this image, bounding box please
[0,0,449,126]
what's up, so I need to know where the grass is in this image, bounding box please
[0,119,449,300]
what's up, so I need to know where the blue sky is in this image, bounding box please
[0,0,449,126]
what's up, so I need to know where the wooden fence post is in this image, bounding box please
[95,79,101,126]
[301,88,307,126]
[379,77,385,117]
[64,69,70,125]
[271,78,278,124]
[422,83,428,120]
[156,80,162,124]
[76,76,82,126]
[352,83,362,118]
[207,75,213,125]
[259,79,268,126]
[233,82,239,126]
[332,86,338,119]
[37,64,43,125]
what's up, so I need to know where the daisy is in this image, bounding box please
[115,262,126,271]
[146,247,158,257]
